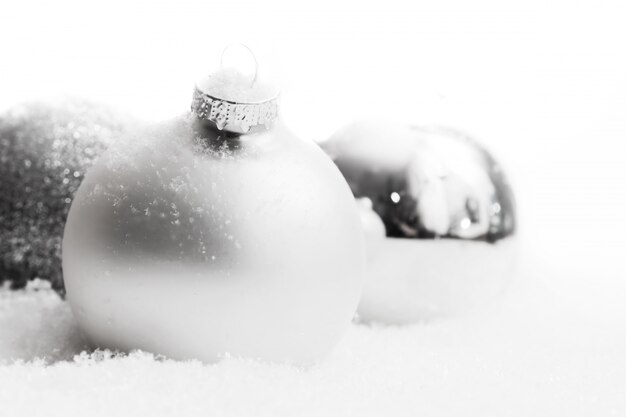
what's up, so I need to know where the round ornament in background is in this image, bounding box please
[0,100,135,292]
[323,122,518,323]
[62,48,365,363]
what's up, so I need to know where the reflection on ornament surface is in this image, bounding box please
[63,115,364,363]
[324,123,517,323]
[0,100,134,292]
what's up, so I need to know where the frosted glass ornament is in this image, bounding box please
[324,123,518,323]
[62,56,364,363]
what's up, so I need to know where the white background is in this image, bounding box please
[1,0,626,342]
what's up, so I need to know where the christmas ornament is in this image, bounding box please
[62,49,365,363]
[0,100,134,292]
[323,122,517,323]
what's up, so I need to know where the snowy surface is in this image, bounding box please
[2,254,626,417]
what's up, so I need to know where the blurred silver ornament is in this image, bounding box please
[62,51,364,363]
[0,99,135,292]
[323,122,517,323]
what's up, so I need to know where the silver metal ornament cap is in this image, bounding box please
[191,45,279,134]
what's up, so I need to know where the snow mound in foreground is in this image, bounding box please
[1,268,625,417]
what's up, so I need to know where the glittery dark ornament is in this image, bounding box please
[0,100,134,292]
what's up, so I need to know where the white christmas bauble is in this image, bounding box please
[324,123,518,323]
[63,78,364,362]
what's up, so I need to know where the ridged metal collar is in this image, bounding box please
[191,87,279,134]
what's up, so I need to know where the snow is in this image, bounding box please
[2,255,626,417]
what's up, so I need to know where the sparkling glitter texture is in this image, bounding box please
[0,100,134,292]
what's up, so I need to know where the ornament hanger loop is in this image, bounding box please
[192,44,278,133]
[220,43,258,87]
